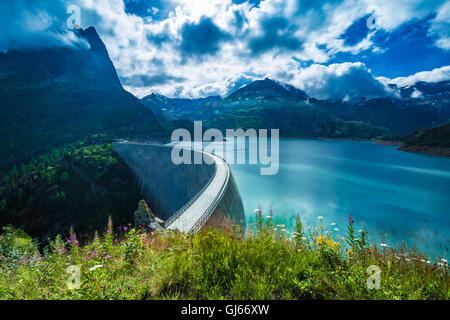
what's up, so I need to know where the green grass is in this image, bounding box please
[0,215,448,300]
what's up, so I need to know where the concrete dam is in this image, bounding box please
[113,142,246,233]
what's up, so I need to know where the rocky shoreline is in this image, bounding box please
[398,145,450,157]
[375,139,450,157]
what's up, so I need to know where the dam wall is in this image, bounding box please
[113,142,245,233]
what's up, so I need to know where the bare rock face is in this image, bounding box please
[134,200,165,231]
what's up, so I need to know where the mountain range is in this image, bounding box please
[0,26,449,172]
[142,78,450,137]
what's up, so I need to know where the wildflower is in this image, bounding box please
[334,228,339,231]
[318,216,324,220]
[358,230,363,233]
[302,237,307,241]
[118,288,123,292]
[348,214,354,224]
[331,222,336,226]
[441,259,447,264]
[380,243,387,247]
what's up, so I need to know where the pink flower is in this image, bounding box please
[348,214,354,224]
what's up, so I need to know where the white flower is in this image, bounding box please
[331,222,336,226]
[441,259,447,264]
[334,228,339,231]
[380,243,387,247]
[89,264,103,271]
[318,216,324,220]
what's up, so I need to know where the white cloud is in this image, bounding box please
[3,0,448,99]
[289,62,395,100]
[429,1,450,50]
[411,89,424,98]
[384,65,450,87]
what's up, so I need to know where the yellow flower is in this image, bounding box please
[315,235,341,253]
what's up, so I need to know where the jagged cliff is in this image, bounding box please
[0,27,166,171]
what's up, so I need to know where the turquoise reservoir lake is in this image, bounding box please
[215,139,449,260]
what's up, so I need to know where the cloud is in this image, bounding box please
[383,65,450,87]
[248,16,303,54]
[290,62,394,100]
[179,16,231,59]
[0,0,89,52]
[2,0,449,100]
[428,1,450,50]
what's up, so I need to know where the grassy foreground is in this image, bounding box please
[0,215,448,300]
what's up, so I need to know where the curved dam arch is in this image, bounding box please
[113,142,246,233]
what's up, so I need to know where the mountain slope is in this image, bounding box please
[0,27,165,171]
[227,78,308,101]
[141,93,221,120]
[398,122,450,156]
[190,79,386,138]
[204,101,386,138]
[190,78,449,137]
[312,97,449,134]
[0,136,142,243]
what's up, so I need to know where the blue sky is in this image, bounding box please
[1,0,449,100]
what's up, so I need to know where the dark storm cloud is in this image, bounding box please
[146,24,172,47]
[248,17,303,55]
[179,16,231,59]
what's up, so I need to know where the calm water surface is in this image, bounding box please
[213,139,450,259]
